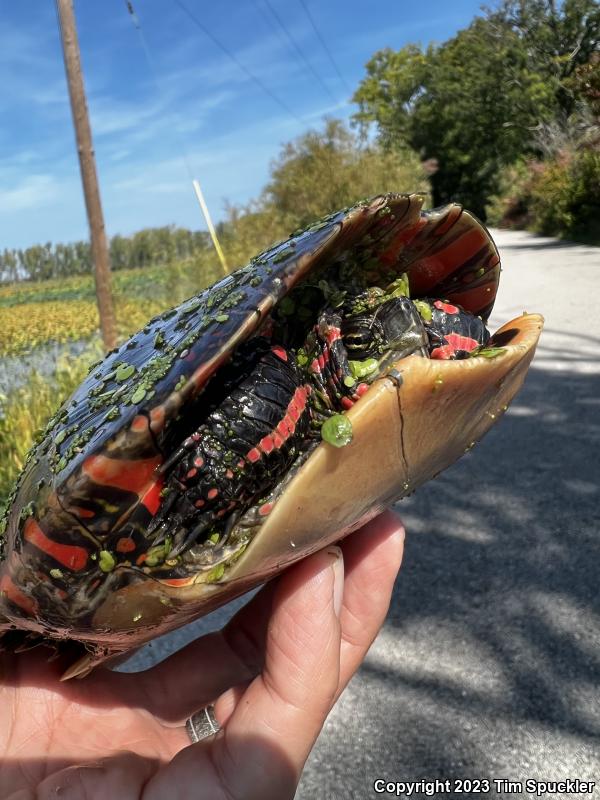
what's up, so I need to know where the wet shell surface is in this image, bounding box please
[0,194,543,672]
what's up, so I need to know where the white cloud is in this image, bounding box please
[0,174,59,212]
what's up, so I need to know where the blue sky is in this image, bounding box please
[0,0,486,250]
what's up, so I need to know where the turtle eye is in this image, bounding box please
[342,317,384,359]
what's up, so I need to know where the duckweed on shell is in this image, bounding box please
[321,414,353,447]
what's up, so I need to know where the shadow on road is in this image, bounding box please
[304,358,600,794]
[492,239,600,257]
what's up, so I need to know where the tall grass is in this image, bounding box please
[0,346,101,505]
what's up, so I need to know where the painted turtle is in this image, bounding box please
[0,194,542,678]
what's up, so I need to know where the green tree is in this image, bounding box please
[566,52,600,120]
[489,0,600,116]
[109,234,130,271]
[264,118,429,229]
[353,0,599,216]
[218,118,429,268]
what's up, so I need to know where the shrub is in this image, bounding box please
[486,160,534,228]
[487,148,600,243]
[529,148,600,241]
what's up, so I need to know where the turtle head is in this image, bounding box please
[342,296,428,361]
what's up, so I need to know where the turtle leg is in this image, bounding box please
[306,310,369,416]
[149,346,312,560]
[157,432,202,475]
[168,512,214,558]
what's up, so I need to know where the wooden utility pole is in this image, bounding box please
[55,0,117,351]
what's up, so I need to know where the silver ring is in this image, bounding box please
[186,705,221,743]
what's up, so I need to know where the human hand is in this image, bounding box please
[0,510,405,800]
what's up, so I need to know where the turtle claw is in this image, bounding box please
[147,490,179,537]
[150,521,170,547]
[60,653,94,681]
[168,517,212,559]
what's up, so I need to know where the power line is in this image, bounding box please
[296,0,353,96]
[252,0,294,64]
[172,0,305,125]
[122,0,229,271]
[122,0,195,184]
[261,0,339,105]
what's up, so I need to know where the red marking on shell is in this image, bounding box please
[270,387,308,446]
[207,488,219,500]
[259,502,274,516]
[194,457,204,468]
[445,333,480,352]
[131,415,148,433]
[116,537,137,554]
[431,345,455,360]
[326,326,341,345]
[296,386,309,404]
[407,228,487,296]
[378,217,427,266]
[159,576,197,588]
[23,518,89,572]
[141,478,164,516]
[247,448,261,463]
[72,506,95,519]
[271,345,288,362]
[436,206,463,235]
[0,574,38,615]
[276,420,288,437]
[310,358,320,374]
[150,406,166,433]
[356,383,369,397]
[260,435,275,454]
[225,469,234,479]
[195,499,206,508]
[57,589,68,600]
[216,508,228,518]
[434,300,460,315]
[136,553,147,566]
[318,354,325,370]
[431,333,480,359]
[341,397,354,410]
[444,333,479,353]
[187,468,198,479]
[237,459,245,469]
[83,454,162,497]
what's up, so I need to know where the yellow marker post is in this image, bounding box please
[192,179,229,275]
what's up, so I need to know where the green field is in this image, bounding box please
[0,257,224,357]
[0,256,227,503]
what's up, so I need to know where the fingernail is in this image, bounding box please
[327,546,344,618]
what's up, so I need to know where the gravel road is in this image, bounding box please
[122,228,600,800]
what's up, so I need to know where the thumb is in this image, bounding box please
[217,545,344,797]
[151,546,344,800]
